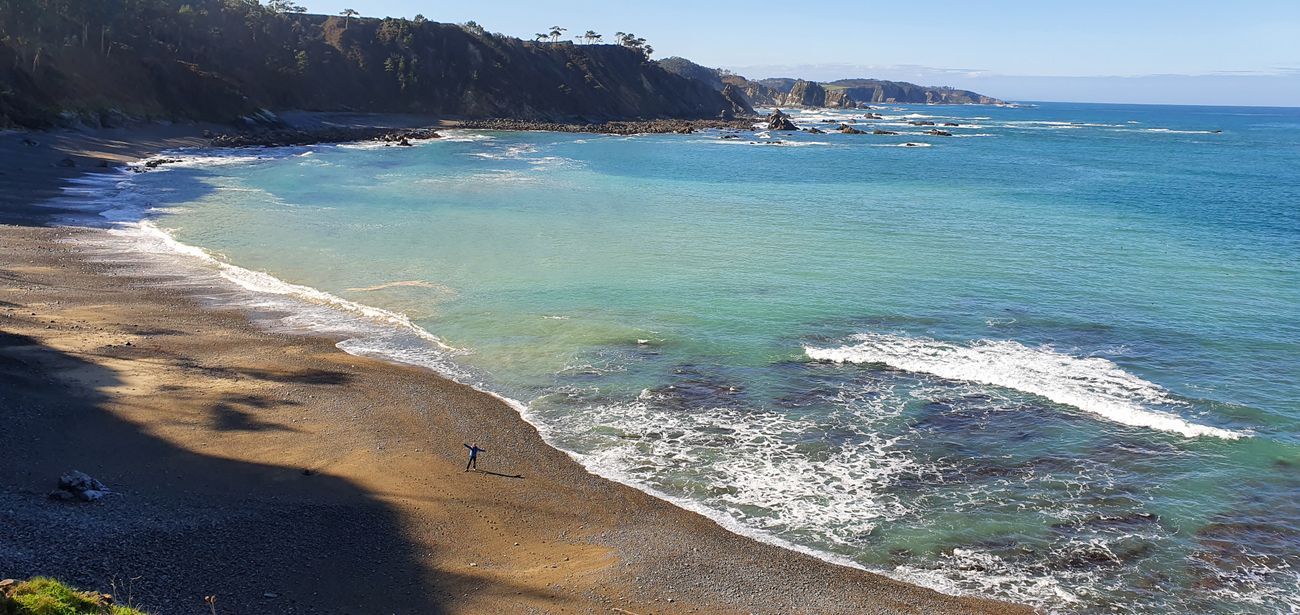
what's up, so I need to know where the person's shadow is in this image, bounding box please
[473,469,525,479]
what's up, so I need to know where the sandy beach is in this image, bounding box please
[0,126,1031,614]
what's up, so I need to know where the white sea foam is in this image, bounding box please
[1143,128,1222,135]
[133,152,277,168]
[543,382,921,551]
[805,333,1245,439]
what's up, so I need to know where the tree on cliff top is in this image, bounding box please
[616,32,653,58]
[340,8,358,29]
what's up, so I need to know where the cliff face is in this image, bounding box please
[778,80,827,107]
[0,4,745,128]
[722,75,778,107]
[772,80,856,108]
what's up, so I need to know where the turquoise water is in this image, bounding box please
[112,103,1298,612]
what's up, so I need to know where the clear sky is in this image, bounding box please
[298,1,1300,106]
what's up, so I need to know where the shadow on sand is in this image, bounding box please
[0,330,528,614]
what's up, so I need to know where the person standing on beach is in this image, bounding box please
[464,443,485,471]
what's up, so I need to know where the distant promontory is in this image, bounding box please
[657,57,1003,108]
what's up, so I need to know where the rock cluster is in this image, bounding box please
[838,124,865,135]
[48,470,110,502]
[210,127,441,148]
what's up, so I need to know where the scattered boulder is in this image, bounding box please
[863,113,883,120]
[909,120,936,126]
[943,122,960,127]
[925,129,953,137]
[873,129,900,135]
[720,134,742,140]
[49,470,110,502]
[838,124,865,135]
[804,127,825,134]
[20,137,38,147]
[766,109,799,131]
[56,157,76,168]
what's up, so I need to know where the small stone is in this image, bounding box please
[263,592,278,598]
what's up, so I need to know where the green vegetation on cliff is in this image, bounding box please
[0,1,746,128]
[1,578,150,615]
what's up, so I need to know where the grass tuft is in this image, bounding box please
[1,577,150,615]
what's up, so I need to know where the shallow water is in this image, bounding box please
[83,102,1300,613]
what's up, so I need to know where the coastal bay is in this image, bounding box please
[0,126,1023,615]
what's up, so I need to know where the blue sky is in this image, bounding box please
[298,1,1300,106]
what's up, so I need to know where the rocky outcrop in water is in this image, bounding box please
[766,109,799,131]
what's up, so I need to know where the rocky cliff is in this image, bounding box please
[0,3,748,128]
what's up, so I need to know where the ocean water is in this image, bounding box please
[76,102,1300,613]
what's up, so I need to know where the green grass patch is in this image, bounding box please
[1,578,150,615]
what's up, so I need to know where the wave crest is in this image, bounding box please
[805,333,1244,439]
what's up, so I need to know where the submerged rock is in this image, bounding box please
[873,129,899,135]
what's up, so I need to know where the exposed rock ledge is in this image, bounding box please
[450,118,756,135]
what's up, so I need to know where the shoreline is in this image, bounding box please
[0,123,1032,614]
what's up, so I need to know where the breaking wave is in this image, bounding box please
[805,333,1245,439]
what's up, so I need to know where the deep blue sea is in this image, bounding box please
[80,102,1300,613]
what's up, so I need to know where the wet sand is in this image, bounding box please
[0,126,1032,614]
